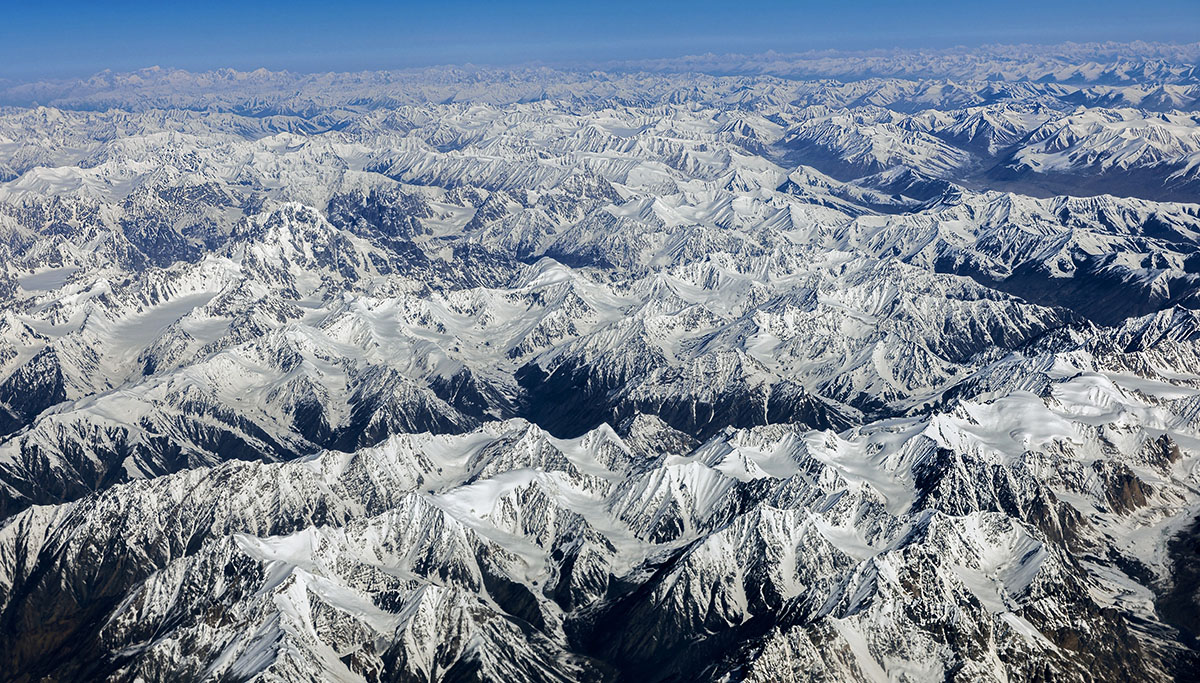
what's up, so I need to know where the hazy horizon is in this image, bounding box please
[2,0,1198,80]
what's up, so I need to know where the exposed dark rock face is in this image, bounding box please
[1,46,1200,682]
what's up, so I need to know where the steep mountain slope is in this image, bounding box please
[3,339,1200,681]
[1,45,1200,682]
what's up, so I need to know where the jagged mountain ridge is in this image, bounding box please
[3,350,1200,680]
[0,48,1200,682]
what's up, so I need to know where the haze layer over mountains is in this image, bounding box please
[0,42,1199,682]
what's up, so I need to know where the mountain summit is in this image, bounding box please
[1,43,1199,682]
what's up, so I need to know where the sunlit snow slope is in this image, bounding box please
[1,42,1200,683]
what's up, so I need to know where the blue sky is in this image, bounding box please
[2,0,1198,79]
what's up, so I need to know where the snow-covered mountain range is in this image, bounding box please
[1,42,1199,682]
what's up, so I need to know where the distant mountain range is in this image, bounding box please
[0,42,1199,682]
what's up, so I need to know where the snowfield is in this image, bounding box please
[0,42,1199,682]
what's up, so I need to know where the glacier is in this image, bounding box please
[0,42,1198,682]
